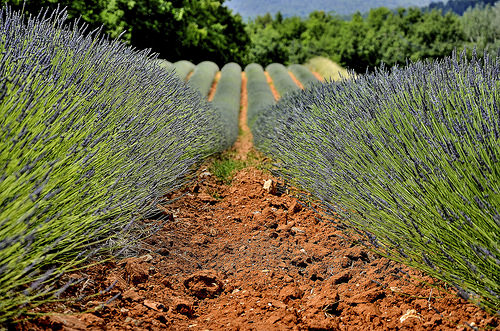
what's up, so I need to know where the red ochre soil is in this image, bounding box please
[231,72,253,161]
[207,72,221,102]
[17,69,499,331]
[264,71,280,101]
[311,71,324,82]
[288,71,304,90]
[185,70,194,82]
[20,169,499,331]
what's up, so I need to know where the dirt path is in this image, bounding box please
[264,71,280,101]
[288,71,304,90]
[311,71,323,82]
[230,72,253,161]
[18,70,499,331]
[207,72,221,102]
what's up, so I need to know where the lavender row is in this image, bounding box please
[244,63,276,129]
[253,52,500,312]
[211,63,242,149]
[0,6,224,322]
[265,63,301,96]
[187,61,219,98]
[172,60,196,80]
[288,64,320,88]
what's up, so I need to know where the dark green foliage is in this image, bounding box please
[244,14,301,65]
[211,63,242,149]
[253,52,499,312]
[361,8,465,71]
[246,7,466,72]
[188,61,219,97]
[288,64,319,87]
[0,0,105,30]
[0,6,224,322]
[1,0,250,65]
[172,60,196,80]
[115,0,249,66]
[245,63,276,129]
[266,63,302,96]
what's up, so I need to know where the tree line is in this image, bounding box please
[247,2,500,71]
[1,0,249,65]
[2,0,499,72]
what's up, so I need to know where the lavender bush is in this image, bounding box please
[254,51,499,312]
[211,63,242,149]
[266,63,301,96]
[0,6,224,322]
[172,60,195,80]
[156,59,172,71]
[188,61,219,98]
[288,64,319,88]
[245,63,275,129]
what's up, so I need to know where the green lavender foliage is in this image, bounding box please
[253,52,500,312]
[265,63,301,96]
[156,59,172,71]
[0,6,224,322]
[211,63,242,149]
[288,64,319,88]
[188,61,219,97]
[244,63,276,129]
[172,60,195,80]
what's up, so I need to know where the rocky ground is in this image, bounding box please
[19,165,498,330]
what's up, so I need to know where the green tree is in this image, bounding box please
[358,7,394,69]
[1,0,249,65]
[245,23,288,65]
[408,9,464,61]
[336,12,371,72]
[461,3,500,56]
[339,7,465,71]
[114,0,249,65]
[297,11,344,63]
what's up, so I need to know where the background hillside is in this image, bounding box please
[225,0,446,18]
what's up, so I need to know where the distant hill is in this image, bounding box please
[425,0,499,15]
[224,0,446,19]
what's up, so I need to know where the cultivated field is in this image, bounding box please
[1,7,498,329]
